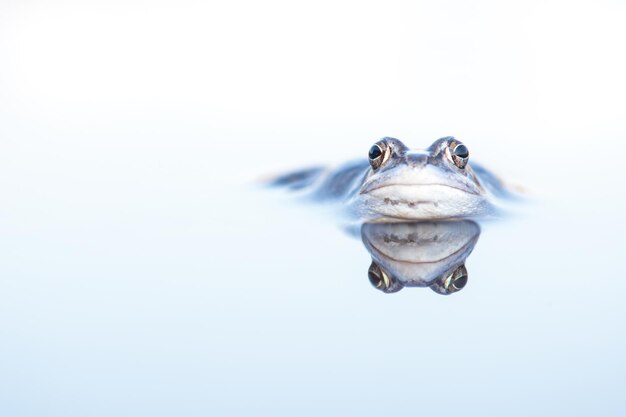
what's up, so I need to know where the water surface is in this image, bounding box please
[1,129,624,417]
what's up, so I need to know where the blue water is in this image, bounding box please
[1,1,626,415]
[1,127,624,416]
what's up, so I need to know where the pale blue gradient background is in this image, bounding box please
[1,1,625,416]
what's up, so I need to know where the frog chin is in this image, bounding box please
[357,183,491,220]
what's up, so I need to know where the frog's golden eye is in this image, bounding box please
[367,261,403,293]
[449,142,469,169]
[368,142,390,170]
[443,264,468,293]
[368,261,390,289]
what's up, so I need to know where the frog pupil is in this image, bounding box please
[369,145,382,160]
[453,274,468,289]
[368,270,382,287]
[454,144,469,159]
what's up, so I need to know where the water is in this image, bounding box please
[1,128,624,416]
[1,1,626,416]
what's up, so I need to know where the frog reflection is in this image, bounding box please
[361,220,480,294]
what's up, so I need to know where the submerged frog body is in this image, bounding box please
[270,136,509,221]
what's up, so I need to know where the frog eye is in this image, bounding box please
[368,142,390,170]
[443,265,468,293]
[449,142,469,169]
[368,262,403,293]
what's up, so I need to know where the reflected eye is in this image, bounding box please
[368,261,390,290]
[449,142,469,169]
[368,142,388,170]
[450,273,468,290]
[368,261,403,293]
[443,264,468,293]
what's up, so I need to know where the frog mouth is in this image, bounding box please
[360,182,480,196]
[359,164,482,198]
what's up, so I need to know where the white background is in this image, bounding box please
[2,0,625,182]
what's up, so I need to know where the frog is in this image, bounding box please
[269,136,510,221]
